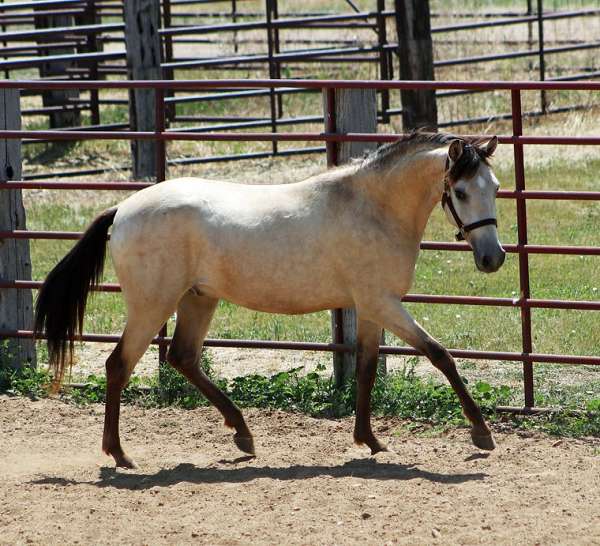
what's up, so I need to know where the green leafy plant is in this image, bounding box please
[0,366,52,399]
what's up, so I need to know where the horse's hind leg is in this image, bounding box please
[167,292,255,455]
[353,318,387,455]
[103,304,175,468]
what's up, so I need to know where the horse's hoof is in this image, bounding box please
[234,433,255,456]
[114,454,138,469]
[104,445,139,469]
[370,443,388,456]
[354,434,387,455]
[471,431,496,451]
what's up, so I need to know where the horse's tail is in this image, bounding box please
[34,206,118,391]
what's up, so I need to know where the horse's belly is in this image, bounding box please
[222,290,350,315]
[196,254,351,314]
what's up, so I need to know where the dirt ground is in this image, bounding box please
[1,396,599,545]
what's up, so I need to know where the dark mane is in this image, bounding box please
[360,130,493,182]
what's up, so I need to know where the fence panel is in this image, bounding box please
[0,78,599,411]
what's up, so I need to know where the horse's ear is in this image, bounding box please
[448,139,463,162]
[484,136,498,157]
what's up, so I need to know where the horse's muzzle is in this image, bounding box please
[474,247,506,273]
[471,231,506,273]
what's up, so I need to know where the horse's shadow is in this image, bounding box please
[31,457,487,491]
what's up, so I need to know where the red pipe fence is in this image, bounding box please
[1,78,599,409]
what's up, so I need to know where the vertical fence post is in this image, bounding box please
[271,0,283,118]
[34,0,81,143]
[124,0,162,180]
[232,0,239,53]
[0,89,36,370]
[154,87,169,379]
[162,0,176,123]
[511,89,535,407]
[81,0,101,126]
[536,0,547,113]
[394,0,437,130]
[265,0,280,155]
[323,87,381,386]
[1,21,8,80]
[526,0,533,72]
[376,0,390,124]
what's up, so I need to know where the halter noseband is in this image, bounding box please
[441,154,498,242]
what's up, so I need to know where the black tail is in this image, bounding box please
[34,207,118,391]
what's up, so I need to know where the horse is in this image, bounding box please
[34,131,504,468]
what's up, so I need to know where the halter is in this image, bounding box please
[441,155,498,242]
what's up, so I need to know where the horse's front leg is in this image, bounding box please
[353,318,387,455]
[366,296,495,450]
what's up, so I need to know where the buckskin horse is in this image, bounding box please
[35,131,504,468]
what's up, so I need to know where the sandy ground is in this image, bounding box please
[1,396,599,546]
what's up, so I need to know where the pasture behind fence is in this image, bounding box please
[0,78,599,411]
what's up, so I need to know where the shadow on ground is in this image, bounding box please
[31,458,487,490]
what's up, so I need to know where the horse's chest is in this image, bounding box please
[359,235,419,291]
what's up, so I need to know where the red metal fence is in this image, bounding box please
[1,78,599,409]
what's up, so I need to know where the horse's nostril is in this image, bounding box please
[481,255,491,268]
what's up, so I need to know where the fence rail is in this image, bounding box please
[1,78,599,409]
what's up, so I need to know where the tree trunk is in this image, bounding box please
[395,0,438,130]
[0,89,36,370]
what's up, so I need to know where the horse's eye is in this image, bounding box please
[454,189,467,201]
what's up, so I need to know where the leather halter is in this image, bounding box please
[441,155,498,242]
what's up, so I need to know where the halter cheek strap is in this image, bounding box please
[441,157,498,242]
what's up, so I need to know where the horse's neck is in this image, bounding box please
[360,150,446,240]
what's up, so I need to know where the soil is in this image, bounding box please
[1,396,599,545]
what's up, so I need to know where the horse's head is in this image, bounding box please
[442,136,505,273]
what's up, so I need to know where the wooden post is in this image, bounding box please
[0,89,36,369]
[34,0,81,148]
[80,0,102,126]
[395,0,438,130]
[325,88,384,386]
[124,0,162,180]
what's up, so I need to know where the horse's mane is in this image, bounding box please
[359,130,494,182]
